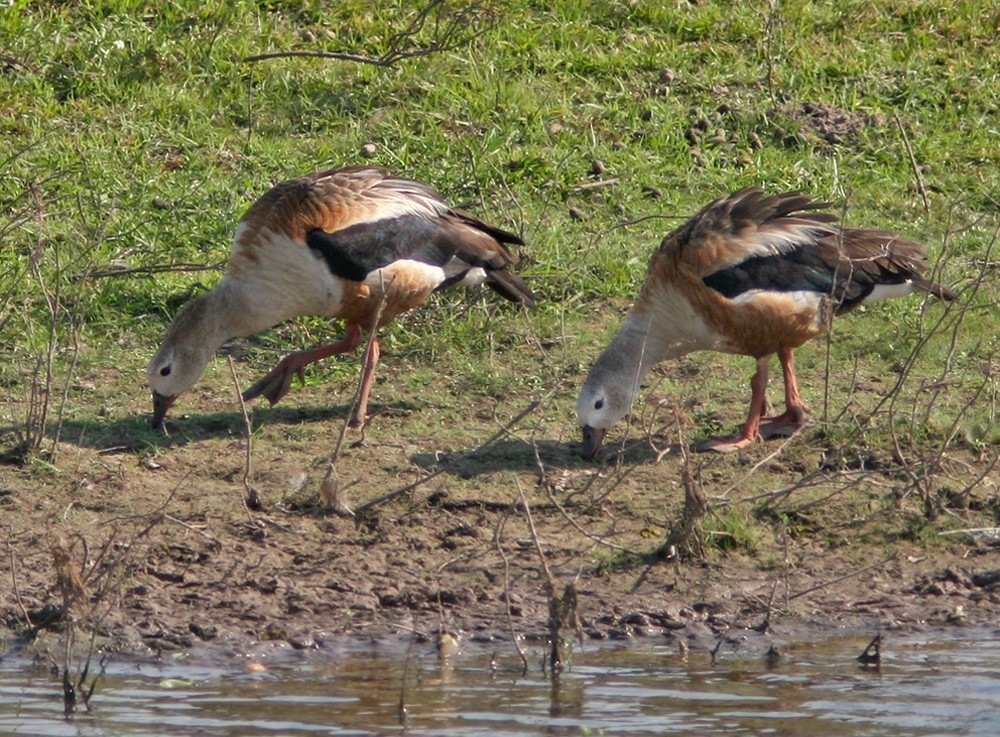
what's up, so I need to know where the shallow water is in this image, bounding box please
[2,629,998,736]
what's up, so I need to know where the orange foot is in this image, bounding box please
[696,433,757,453]
[759,408,808,439]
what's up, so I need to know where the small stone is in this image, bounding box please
[152,197,170,210]
[360,142,378,157]
[548,122,563,135]
[658,68,675,85]
[591,159,606,176]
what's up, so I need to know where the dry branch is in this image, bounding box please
[246,1,498,67]
[354,380,561,514]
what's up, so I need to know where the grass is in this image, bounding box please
[1,0,998,554]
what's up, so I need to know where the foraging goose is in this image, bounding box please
[577,187,957,459]
[148,166,535,429]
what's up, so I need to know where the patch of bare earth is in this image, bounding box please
[2,410,998,662]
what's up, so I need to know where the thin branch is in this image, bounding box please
[246,1,498,67]
[893,112,930,214]
[75,262,224,280]
[319,278,390,517]
[494,507,529,674]
[354,380,561,514]
[228,357,262,514]
[787,554,894,602]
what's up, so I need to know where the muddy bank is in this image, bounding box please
[3,422,999,664]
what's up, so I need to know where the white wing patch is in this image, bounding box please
[864,281,916,304]
[367,259,446,292]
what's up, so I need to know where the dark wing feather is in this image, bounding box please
[703,226,951,313]
[306,215,455,280]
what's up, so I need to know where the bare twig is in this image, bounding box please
[354,381,561,514]
[319,278,390,517]
[787,554,894,602]
[569,178,620,194]
[493,507,529,674]
[893,112,930,213]
[228,357,262,514]
[246,1,498,67]
[0,54,40,73]
[7,538,33,627]
[76,262,224,280]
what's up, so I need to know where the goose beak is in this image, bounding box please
[581,425,606,461]
[151,391,176,430]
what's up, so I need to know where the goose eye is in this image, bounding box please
[594,399,604,410]
[160,366,172,377]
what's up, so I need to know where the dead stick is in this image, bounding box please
[318,281,390,517]
[787,555,893,602]
[7,542,33,627]
[228,357,262,514]
[569,178,619,194]
[355,381,561,514]
[894,112,930,213]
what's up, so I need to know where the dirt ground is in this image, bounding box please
[2,368,999,666]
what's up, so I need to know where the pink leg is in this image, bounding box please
[698,356,770,453]
[760,347,809,438]
[242,323,364,405]
[351,337,380,427]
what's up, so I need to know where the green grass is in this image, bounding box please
[1,1,997,543]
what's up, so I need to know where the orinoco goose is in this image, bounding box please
[148,166,535,429]
[577,187,956,459]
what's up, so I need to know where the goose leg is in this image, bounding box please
[242,322,364,406]
[351,337,380,427]
[759,347,809,438]
[698,355,770,453]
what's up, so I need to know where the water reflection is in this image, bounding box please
[1,629,998,736]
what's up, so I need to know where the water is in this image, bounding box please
[2,630,998,736]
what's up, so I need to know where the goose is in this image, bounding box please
[577,187,957,459]
[148,166,535,429]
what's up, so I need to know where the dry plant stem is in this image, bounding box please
[762,0,780,107]
[787,554,894,602]
[7,539,33,627]
[541,483,637,554]
[25,184,56,457]
[528,432,638,554]
[885,226,993,504]
[874,221,987,427]
[517,478,554,586]
[49,329,82,463]
[894,112,931,213]
[397,635,415,727]
[321,280,389,516]
[246,0,497,66]
[516,477,575,673]
[493,508,529,674]
[354,381,561,514]
[664,410,706,557]
[228,356,262,515]
[163,514,222,545]
[713,430,801,502]
[80,262,223,279]
[569,178,619,194]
